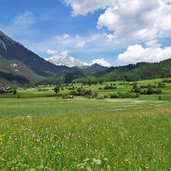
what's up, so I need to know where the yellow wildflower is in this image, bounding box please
[123,159,131,165]
[144,164,150,169]
[103,157,108,161]
[0,135,3,142]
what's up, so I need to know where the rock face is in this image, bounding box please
[0,31,71,82]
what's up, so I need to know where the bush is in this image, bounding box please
[103,95,109,98]
[54,85,60,95]
[110,93,119,98]
[38,88,49,91]
[157,82,165,88]
[17,94,21,98]
[13,89,17,95]
[154,89,162,94]
[131,83,162,95]
[158,96,162,100]
[92,92,98,98]
[96,96,104,100]
[69,87,92,96]
[104,84,117,90]
[110,92,139,98]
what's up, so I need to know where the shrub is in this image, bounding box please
[13,89,17,95]
[54,85,60,95]
[104,84,117,90]
[110,93,119,98]
[157,82,165,88]
[69,87,92,96]
[131,83,162,95]
[158,96,162,100]
[110,92,139,98]
[96,96,104,100]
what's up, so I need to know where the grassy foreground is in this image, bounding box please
[0,98,171,170]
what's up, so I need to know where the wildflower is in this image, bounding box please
[144,164,150,169]
[103,157,108,161]
[83,158,90,162]
[26,115,32,119]
[92,158,101,165]
[0,135,3,142]
[0,157,6,161]
[123,159,131,165]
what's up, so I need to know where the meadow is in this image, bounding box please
[0,79,171,170]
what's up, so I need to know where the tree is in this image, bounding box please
[146,84,153,94]
[54,85,60,95]
[13,88,17,95]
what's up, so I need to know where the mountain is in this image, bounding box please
[48,55,85,68]
[1,30,171,86]
[29,58,171,86]
[84,63,108,71]
[0,31,71,85]
[48,55,109,72]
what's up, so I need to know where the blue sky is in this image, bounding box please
[0,0,171,66]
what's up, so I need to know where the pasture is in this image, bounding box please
[0,97,171,170]
[0,78,171,170]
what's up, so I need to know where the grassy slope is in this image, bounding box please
[0,58,43,81]
[0,98,171,170]
[81,59,171,82]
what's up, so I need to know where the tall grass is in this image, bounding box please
[0,98,171,170]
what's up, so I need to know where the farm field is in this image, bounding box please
[1,78,171,100]
[0,97,171,170]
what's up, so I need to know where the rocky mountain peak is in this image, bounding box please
[48,55,86,68]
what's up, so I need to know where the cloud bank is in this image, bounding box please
[64,0,171,65]
[64,0,114,16]
[116,42,171,65]
[65,0,171,41]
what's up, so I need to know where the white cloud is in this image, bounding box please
[28,32,121,57]
[64,0,171,41]
[116,43,171,65]
[63,34,70,38]
[64,0,114,16]
[60,50,69,57]
[13,11,35,27]
[76,40,86,48]
[46,49,58,55]
[97,0,171,40]
[103,33,115,42]
[47,50,69,58]
[91,58,111,67]
[0,11,35,36]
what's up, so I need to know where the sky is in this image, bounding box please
[0,0,171,66]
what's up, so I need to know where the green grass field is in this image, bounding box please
[0,79,171,170]
[0,97,171,171]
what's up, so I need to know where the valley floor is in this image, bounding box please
[0,97,171,170]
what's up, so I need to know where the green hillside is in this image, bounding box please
[74,59,171,83]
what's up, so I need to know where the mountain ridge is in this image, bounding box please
[0,30,73,85]
[1,30,171,86]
